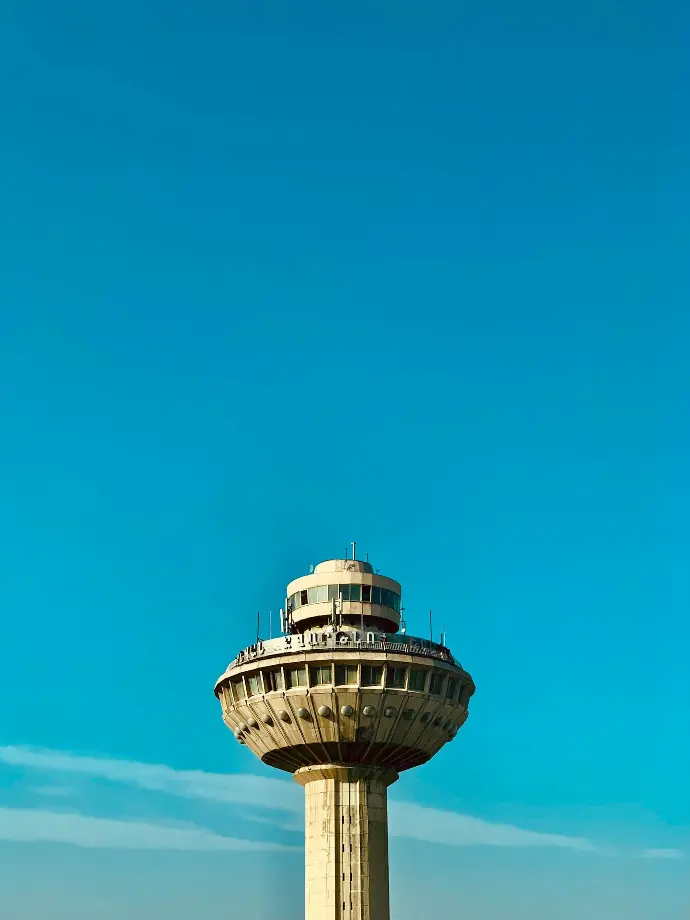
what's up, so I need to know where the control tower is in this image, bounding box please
[214,553,475,920]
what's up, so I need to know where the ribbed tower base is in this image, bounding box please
[294,765,399,920]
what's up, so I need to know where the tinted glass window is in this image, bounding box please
[300,590,308,606]
[361,665,383,686]
[379,588,389,607]
[293,592,301,609]
[264,669,284,692]
[429,673,444,695]
[316,585,328,603]
[286,667,306,689]
[335,664,358,685]
[371,586,381,605]
[446,679,458,701]
[350,584,361,602]
[339,584,351,601]
[408,670,427,692]
[361,584,371,602]
[310,665,332,685]
[385,667,406,689]
[328,584,339,601]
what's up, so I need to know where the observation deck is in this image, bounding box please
[215,557,475,775]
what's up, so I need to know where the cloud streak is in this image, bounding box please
[0,745,302,813]
[1,746,682,858]
[0,807,295,852]
[388,802,600,852]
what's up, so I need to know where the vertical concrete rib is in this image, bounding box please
[294,765,398,920]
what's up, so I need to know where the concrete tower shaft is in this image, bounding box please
[214,556,475,920]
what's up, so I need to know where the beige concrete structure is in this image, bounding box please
[215,556,475,920]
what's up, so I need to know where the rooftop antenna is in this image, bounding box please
[351,541,357,561]
[400,605,406,635]
[345,547,348,560]
[366,551,369,563]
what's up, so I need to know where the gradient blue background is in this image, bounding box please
[0,0,688,917]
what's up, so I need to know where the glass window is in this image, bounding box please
[446,679,458,701]
[371,586,381,605]
[328,584,339,601]
[339,584,351,601]
[393,593,401,612]
[247,674,262,697]
[379,588,389,607]
[316,585,328,603]
[335,664,358,685]
[300,589,308,606]
[361,665,383,686]
[429,673,444,695]
[350,584,361,602]
[362,584,371,603]
[408,670,427,692]
[286,667,306,689]
[385,666,406,689]
[309,665,332,686]
[307,587,318,604]
[264,669,284,692]
[232,677,247,700]
[292,592,300,609]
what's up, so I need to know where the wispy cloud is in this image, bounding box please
[388,801,601,852]
[640,848,684,860]
[1,746,682,858]
[0,745,301,813]
[0,807,295,851]
[31,785,76,798]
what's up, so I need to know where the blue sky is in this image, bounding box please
[0,0,688,917]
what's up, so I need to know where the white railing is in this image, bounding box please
[230,632,458,669]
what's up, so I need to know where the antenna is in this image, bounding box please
[366,551,369,563]
[351,541,357,561]
[345,547,348,560]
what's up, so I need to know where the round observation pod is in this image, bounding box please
[286,558,403,634]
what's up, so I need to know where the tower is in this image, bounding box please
[214,554,475,920]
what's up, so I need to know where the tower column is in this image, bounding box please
[294,765,399,920]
